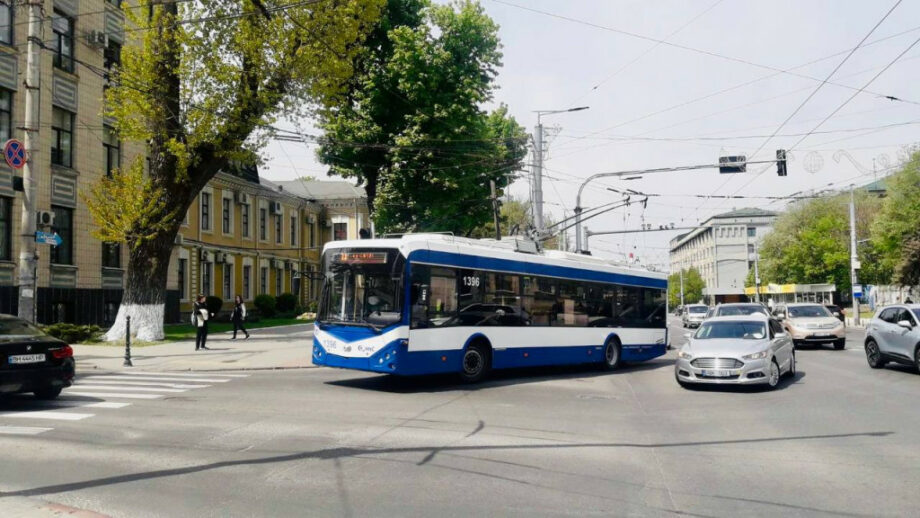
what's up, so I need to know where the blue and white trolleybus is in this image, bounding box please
[312,234,667,382]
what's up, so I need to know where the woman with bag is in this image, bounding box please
[194,295,212,350]
[231,295,250,339]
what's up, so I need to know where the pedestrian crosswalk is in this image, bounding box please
[0,371,248,436]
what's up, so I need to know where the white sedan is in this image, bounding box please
[675,315,795,389]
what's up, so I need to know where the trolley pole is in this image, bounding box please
[17,0,43,322]
[849,186,860,326]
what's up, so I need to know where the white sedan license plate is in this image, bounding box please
[8,353,45,364]
[701,369,731,377]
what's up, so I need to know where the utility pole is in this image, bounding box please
[18,0,42,322]
[679,268,685,307]
[532,122,544,234]
[490,180,501,241]
[753,242,761,303]
[849,185,860,326]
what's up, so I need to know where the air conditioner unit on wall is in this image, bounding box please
[235,192,249,204]
[270,201,283,215]
[36,211,55,227]
[88,30,108,48]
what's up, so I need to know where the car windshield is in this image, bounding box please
[913,309,920,321]
[689,306,707,314]
[318,249,404,328]
[695,321,766,340]
[718,305,767,316]
[0,318,46,338]
[788,305,831,318]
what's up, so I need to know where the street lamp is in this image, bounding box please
[532,106,589,234]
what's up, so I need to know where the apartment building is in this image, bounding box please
[669,208,777,304]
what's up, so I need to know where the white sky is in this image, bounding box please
[260,0,920,269]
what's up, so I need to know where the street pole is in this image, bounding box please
[679,268,685,307]
[753,242,761,303]
[533,120,544,234]
[490,180,501,241]
[849,185,860,326]
[17,0,42,322]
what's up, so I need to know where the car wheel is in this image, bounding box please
[459,343,490,383]
[603,339,622,371]
[915,345,920,373]
[834,339,845,350]
[787,352,796,378]
[767,359,780,389]
[865,339,886,369]
[33,386,62,400]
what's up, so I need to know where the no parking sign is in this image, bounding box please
[4,139,27,169]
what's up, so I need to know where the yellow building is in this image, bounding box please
[172,174,369,319]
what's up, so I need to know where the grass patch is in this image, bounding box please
[163,317,310,342]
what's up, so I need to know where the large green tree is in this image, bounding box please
[317,0,528,234]
[755,191,886,295]
[871,151,920,285]
[88,0,384,340]
[667,268,705,308]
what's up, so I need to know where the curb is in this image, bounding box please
[77,363,320,373]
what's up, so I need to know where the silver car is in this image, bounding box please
[682,304,708,328]
[864,304,920,371]
[675,315,795,389]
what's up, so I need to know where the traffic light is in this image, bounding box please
[776,149,787,177]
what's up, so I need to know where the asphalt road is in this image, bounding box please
[2,319,919,517]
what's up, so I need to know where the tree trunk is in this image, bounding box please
[104,225,181,342]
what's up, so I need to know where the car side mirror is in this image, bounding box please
[684,333,693,339]
[775,331,788,338]
[897,320,914,330]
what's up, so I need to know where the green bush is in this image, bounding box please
[276,292,298,313]
[205,295,223,316]
[254,294,276,318]
[306,300,318,312]
[43,323,102,343]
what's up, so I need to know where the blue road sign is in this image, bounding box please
[853,284,863,297]
[35,231,62,246]
[4,139,26,169]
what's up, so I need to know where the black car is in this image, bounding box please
[0,315,74,399]
[825,305,846,322]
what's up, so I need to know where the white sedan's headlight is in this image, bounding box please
[678,350,693,360]
[742,350,769,360]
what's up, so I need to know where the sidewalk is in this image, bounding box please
[72,324,316,372]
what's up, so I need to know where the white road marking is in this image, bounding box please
[0,410,94,421]
[0,426,52,435]
[77,379,209,389]
[71,385,187,393]
[81,402,131,409]
[88,375,231,383]
[65,391,163,400]
[121,371,249,378]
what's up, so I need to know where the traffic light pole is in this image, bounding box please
[17,0,42,323]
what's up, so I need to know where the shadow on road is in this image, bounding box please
[326,358,675,393]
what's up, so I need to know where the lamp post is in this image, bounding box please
[533,106,588,235]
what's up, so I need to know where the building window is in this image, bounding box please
[51,107,74,168]
[243,265,251,300]
[222,198,231,234]
[102,243,120,268]
[275,215,282,244]
[200,192,211,231]
[259,208,267,240]
[260,267,268,295]
[748,244,755,254]
[0,2,12,45]
[0,196,10,261]
[290,215,297,246]
[333,222,347,241]
[275,268,282,295]
[103,40,121,71]
[241,204,250,238]
[51,12,74,72]
[0,89,10,143]
[178,258,187,300]
[223,263,232,300]
[50,206,73,265]
[201,261,212,297]
[747,227,756,237]
[103,125,120,176]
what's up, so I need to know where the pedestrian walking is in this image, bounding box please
[231,295,250,339]
[193,295,212,350]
